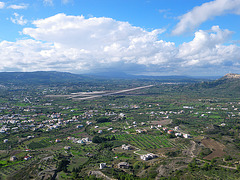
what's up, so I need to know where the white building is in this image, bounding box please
[76,125,84,128]
[119,113,125,118]
[140,153,158,161]
[183,134,191,138]
[175,133,182,137]
[64,146,71,150]
[100,163,106,169]
[174,126,180,131]
[122,144,131,150]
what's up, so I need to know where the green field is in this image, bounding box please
[112,134,174,150]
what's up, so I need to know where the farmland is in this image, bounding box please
[201,138,226,160]
[0,72,240,179]
[112,134,175,149]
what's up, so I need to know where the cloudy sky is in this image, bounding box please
[0,0,240,76]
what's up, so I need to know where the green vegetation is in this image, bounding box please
[0,72,239,179]
[28,138,52,149]
[112,134,174,149]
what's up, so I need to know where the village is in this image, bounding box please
[0,80,240,180]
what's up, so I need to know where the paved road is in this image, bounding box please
[73,85,154,100]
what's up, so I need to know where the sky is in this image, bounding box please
[0,0,240,76]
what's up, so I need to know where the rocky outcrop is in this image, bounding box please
[222,73,240,79]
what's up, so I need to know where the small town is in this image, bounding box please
[0,73,240,179]
[0,0,240,179]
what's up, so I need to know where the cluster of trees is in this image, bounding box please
[92,136,115,143]
[57,159,70,173]
[109,169,143,180]
[96,117,110,123]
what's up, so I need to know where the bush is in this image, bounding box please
[96,117,110,123]
[92,136,115,143]
[57,159,70,172]
[224,155,232,161]
[133,161,142,169]
[199,148,212,158]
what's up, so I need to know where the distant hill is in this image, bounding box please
[87,71,215,82]
[189,73,240,97]
[220,73,240,80]
[0,71,236,97]
[0,71,215,85]
[0,71,87,85]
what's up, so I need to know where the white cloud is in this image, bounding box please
[23,14,169,57]
[43,0,53,6]
[62,0,71,4]
[178,26,232,58]
[178,26,240,68]
[8,4,28,9]
[159,9,169,14]
[10,13,27,25]
[172,0,240,35]
[20,14,175,72]
[0,2,5,9]
[0,14,239,75]
[0,39,52,71]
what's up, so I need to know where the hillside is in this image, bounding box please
[0,72,239,179]
[189,73,240,97]
[0,71,211,85]
[0,71,88,85]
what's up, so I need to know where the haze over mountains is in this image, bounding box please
[0,71,221,85]
[1,71,239,97]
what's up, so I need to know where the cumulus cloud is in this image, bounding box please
[8,4,28,9]
[0,39,52,71]
[23,14,166,50]
[178,26,240,68]
[22,13,172,67]
[10,13,27,25]
[0,1,5,9]
[172,0,240,35]
[0,13,240,75]
[21,14,175,72]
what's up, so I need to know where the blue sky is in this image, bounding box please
[0,0,240,76]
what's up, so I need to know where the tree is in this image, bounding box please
[224,155,232,161]
[57,159,70,172]
[96,117,110,123]
[202,162,211,171]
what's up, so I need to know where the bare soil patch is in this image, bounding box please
[201,138,225,160]
[150,119,172,126]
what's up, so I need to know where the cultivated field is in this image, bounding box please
[201,138,225,160]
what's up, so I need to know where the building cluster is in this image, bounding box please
[118,162,129,169]
[122,144,131,150]
[0,117,81,134]
[161,126,191,138]
[67,136,92,144]
[140,153,158,161]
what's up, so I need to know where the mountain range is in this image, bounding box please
[0,71,239,97]
[0,71,219,85]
